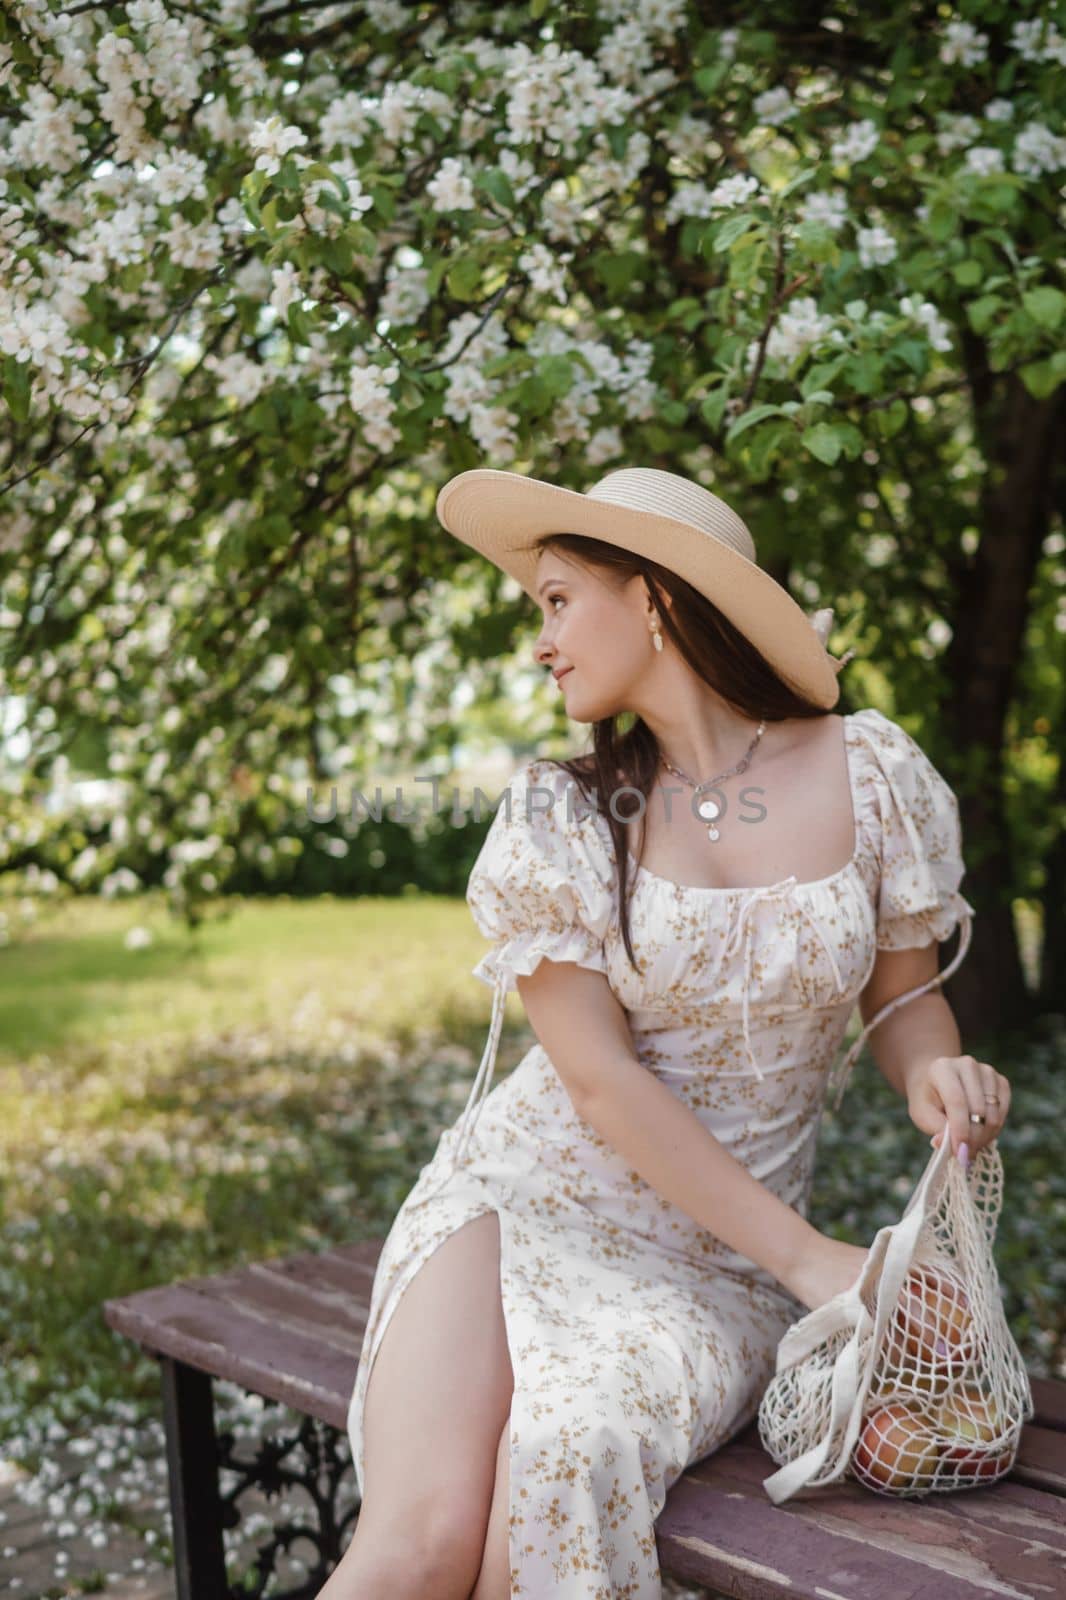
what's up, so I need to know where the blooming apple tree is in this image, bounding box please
[0,1,1062,1008]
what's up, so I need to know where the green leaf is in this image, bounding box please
[2,355,31,424]
[273,160,302,193]
[893,339,928,375]
[286,303,313,343]
[834,422,865,459]
[793,221,840,264]
[952,259,983,287]
[368,185,393,223]
[590,250,645,294]
[694,64,727,95]
[480,168,516,210]
[967,295,1002,335]
[658,399,689,426]
[605,123,629,160]
[700,388,729,429]
[711,213,760,253]
[873,398,909,438]
[304,162,348,196]
[535,354,574,397]
[1022,287,1065,330]
[1019,359,1065,399]
[321,235,354,276]
[801,423,842,465]
[849,352,882,395]
[725,402,786,441]
[980,181,1019,214]
[446,255,482,300]
[747,420,791,479]
[927,202,958,242]
[776,167,818,200]
[801,357,847,397]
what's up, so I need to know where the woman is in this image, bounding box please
[319,466,1009,1600]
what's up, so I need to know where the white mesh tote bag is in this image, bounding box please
[758,1134,1033,1504]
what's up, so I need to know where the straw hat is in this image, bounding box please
[435,465,851,709]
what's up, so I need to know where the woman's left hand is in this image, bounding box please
[905,1054,1011,1164]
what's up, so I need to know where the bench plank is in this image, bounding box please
[658,1426,1066,1600]
[104,1283,354,1429]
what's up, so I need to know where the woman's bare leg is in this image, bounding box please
[469,1415,512,1600]
[315,1211,514,1600]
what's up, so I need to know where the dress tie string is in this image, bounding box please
[722,876,851,1082]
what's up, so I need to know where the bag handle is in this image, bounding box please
[762,1137,956,1503]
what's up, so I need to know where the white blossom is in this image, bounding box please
[320,90,375,150]
[664,181,716,223]
[426,155,476,210]
[964,145,1006,176]
[146,150,208,205]
[899,295,952,353]
[248,116,308,177]
[754,296,836,364]
[940,21,989,67]
[1010,19,1066,66]
[857,224,897,268]
[377,262,432,328]
[518,240,570,303]
[798,190,848,231]
[269,263,302,319]
[586,425,624,465]
[829,118,880,165]
[718,28,740,63]
[204,351,270,406]
[348,359,400,449]
[0,297,85,376]
[707,173,762,211]
[936,114,982,155]
[1012,121,1066,177]
[753,86,796,125]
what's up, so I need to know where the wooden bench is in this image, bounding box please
[103,1238,1066,1600]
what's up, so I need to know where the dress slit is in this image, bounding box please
[347,1197,518,1531]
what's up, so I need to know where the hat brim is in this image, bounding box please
[437,468,839,709]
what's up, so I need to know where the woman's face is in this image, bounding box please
[532,549,656,722]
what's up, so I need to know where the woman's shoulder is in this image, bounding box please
[472,755,615,877]
[844,707,964,873]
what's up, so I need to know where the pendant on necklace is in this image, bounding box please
[697,796,720,842]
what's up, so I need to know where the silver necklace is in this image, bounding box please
[659,719,767,842]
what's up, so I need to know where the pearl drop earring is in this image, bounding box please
[649,615,664,652]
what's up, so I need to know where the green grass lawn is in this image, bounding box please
[0,890,493,1061]
[0,888,1062,1462]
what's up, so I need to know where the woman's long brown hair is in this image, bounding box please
[526,531,841,974]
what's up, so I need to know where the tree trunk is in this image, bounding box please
[944,366,1066,1043]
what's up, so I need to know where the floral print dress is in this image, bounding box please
[345,707,975,1598]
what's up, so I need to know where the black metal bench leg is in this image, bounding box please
[160,1356,229,1600]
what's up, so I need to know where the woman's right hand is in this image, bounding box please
[784,1233,871,1314]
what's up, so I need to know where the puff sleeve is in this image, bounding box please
[420,759,616,1202]
[865,710,976,951]
[465,758,615,993]
[827,709,976,1111]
